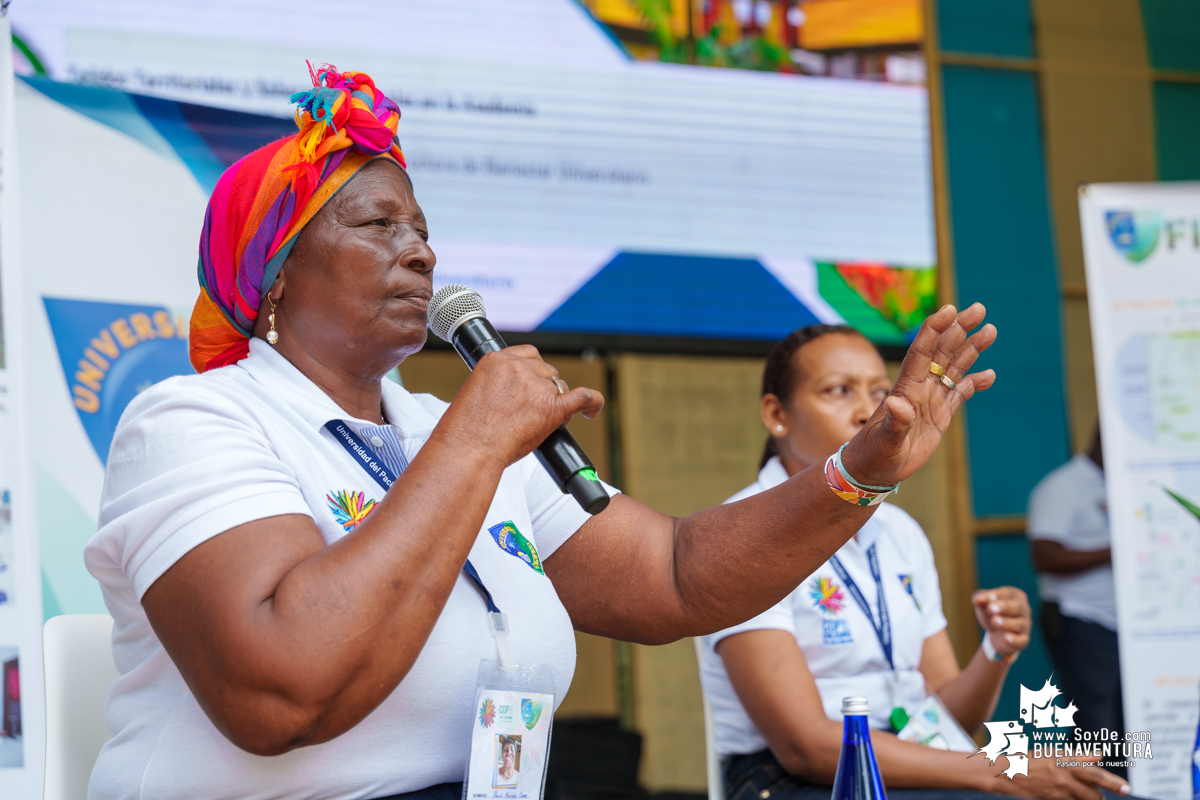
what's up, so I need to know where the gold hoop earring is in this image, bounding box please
[266,297,279,345]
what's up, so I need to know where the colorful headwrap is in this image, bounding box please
[189,63,407,373]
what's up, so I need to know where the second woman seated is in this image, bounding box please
[698,324,1130,800]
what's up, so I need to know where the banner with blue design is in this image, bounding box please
[42,298,192,464]
[1080,181,1200,800]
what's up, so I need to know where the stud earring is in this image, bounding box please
[775,425,784,433]
[266,297,279,345]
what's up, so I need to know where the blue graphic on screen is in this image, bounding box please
[538,252,820,339]
[44,297,193,464]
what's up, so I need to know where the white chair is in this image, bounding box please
[693,636,725,800]
[43,614,118,800]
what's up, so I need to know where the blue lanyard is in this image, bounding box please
[324,420,500,614]
[829,544,892,670]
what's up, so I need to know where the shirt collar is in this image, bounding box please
[237,338,439,438]
[757,456,790,490]
[757,456,884,552]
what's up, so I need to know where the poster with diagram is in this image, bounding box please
[1079,181,1200,800]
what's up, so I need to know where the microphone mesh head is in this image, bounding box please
[428,284,486,342]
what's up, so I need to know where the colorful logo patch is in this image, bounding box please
[488,521,544,574]
[899,574,921,611]
[326,490,377,532]
[1106,209,1161,263]
[809,576,845,615]
[521,698,544,730]
[479,697,497,728]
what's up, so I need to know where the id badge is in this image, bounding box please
[464,659,557,800]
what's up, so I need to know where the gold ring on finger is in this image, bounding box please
[929,363,946,378]
[939,374,957,391]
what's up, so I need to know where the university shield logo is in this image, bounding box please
[521,698,544,730]
[1105,210,1161,263]
[488,521,544,574]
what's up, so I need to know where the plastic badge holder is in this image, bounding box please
[895,692,977,753]
[464,660,558,800]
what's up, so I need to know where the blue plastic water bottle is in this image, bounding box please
[831,696,888,800]
[1191,685,1200,800]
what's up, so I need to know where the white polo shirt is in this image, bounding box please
[84,338,616,800]
[1026,454,1115,631]
[697,457,947,756]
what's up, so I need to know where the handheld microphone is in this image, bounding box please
[427,284,611,515]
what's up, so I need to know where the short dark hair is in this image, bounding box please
[759,324,873,468]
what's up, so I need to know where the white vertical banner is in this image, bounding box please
[1080,181,1200,800]
[0,10,47,800]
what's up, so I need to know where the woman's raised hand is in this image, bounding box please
[842,303,996,486]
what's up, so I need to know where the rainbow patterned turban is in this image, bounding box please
[189,63,407,373]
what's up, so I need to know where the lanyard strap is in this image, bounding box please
[829,544,893,670]
[324,420,500,614]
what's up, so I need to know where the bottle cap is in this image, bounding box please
[842,696,870,715]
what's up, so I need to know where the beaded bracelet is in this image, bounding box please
[824,443,899,507]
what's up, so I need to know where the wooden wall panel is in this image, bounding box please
[615,353,764,791]
[1032,0,1156,452]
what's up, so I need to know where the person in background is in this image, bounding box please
[1027,427,1123,746]
[698,325,1132,800]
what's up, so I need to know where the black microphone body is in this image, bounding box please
[450,316,610,515]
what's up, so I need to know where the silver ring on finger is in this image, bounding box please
[938,374,957,391]
[551,376,565,395]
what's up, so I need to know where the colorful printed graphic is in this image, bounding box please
[817,262,937,346]
[809,576,845,615]
[580,0,924,83]
[521,698,544,730]
[899,574,920,611]
[1106,209,1161,263]
[44,297,193,464]
[479,697,497,728]
[488,521,544,574]
[326,490,377,532]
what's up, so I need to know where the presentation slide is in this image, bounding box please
[12,0,935,344]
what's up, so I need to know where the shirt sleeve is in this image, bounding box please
[705,596,797,651]
[1026,470,1074,543]
[523,455,620,559]
[89,377,314,601]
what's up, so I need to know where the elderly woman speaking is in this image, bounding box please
[85,65,996,800]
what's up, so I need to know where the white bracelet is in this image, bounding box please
[981,633,1019,665]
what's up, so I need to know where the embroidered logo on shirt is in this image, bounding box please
[488,521,544,574]
[810,576,853,645]
[809,576,845,615]
[326,490,377,532]
[899,574,921,611]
